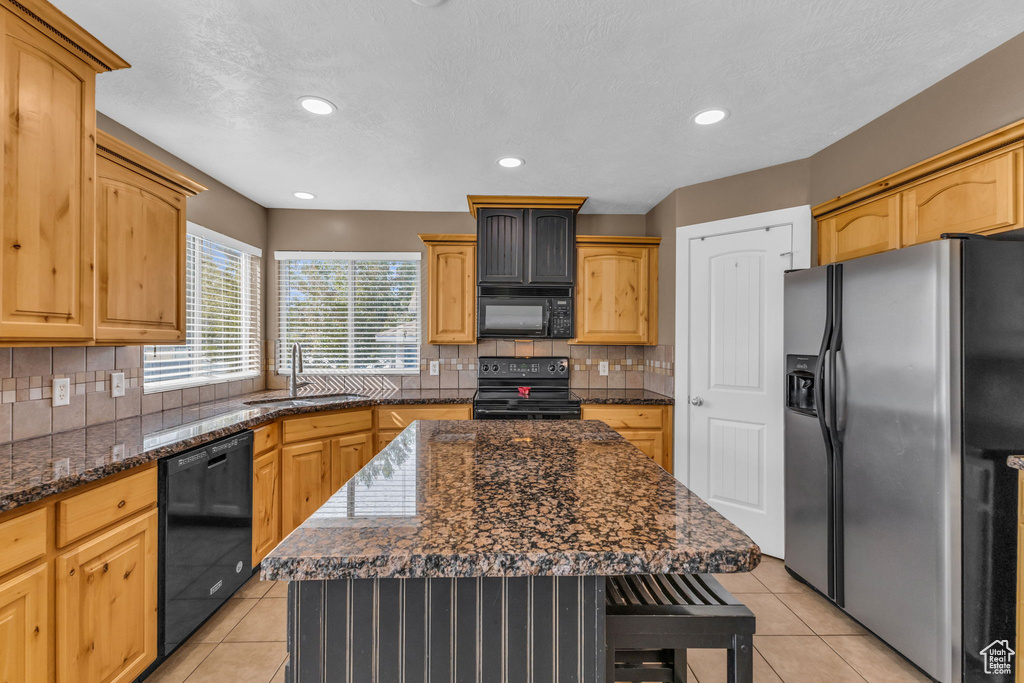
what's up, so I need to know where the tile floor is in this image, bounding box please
[146,556,928,683]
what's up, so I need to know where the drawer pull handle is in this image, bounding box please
[117,500,126,509]
[69,569,75,576]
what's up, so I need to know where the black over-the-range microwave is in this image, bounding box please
[477,287,573,339]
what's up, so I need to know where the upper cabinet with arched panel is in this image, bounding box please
[902,147,1022,246]
[818,195,901,265]
[0,0,129,342]
[814,121,1024,265]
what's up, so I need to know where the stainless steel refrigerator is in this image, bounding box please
[784,236,1022,683]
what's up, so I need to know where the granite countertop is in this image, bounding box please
[572,389,674,405]
[0,388,475,513]
[1008,456,1024,470]
[0,386,674,514]
[262,420,758,581]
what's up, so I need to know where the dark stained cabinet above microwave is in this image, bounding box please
[477,208,576,286]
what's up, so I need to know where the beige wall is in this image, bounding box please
[647,30,1024,345]
[645,160,810,343]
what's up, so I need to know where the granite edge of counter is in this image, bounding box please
[260,545,761,581]
[0,390,674,513]
[1008,456,1024,471]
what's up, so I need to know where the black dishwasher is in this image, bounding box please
[159,430,253,656]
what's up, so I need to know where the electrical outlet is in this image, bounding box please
[599,361,609,376]
[429,360,440,376]
[110,372,125,398]
[52,378,70,407]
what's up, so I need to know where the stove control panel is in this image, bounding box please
[478,356,569,379]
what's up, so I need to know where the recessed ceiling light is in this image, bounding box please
[497,157,525,168]
[298,97,336,115]
[693,109,728,125]
[293,191,316,200]
[411,0,446,6]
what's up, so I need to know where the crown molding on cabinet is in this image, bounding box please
[466,195,588,218]
[2,0,130,71]
[813,116,1024,218]
[97,130,208,197]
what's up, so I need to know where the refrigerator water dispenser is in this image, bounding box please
[786,355,817,416]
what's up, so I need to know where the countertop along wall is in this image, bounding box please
[647,29,1024,346]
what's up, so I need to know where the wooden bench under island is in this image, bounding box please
[262,419,761,682]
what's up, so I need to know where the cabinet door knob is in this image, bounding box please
[690,396,704,406]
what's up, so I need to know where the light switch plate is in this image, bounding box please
[110,372,125,398]
[52,378,70,407]
[599,361,609,376]
[429,360,440,376]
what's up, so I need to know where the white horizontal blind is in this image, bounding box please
[277,253,420,374]
[144,232,262,391]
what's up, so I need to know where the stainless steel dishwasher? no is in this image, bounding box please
[159,430,253,656]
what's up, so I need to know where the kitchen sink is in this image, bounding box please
[243,394,367,407]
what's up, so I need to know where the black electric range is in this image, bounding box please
[473,356,581,420]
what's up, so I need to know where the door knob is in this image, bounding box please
[690,396,704,406]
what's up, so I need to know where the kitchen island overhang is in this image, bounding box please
[263,419,759,682]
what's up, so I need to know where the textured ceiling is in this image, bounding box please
[55,0,1024,213]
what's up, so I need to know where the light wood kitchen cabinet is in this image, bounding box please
[818,194,901,265]
[95,132,205,344]
[330,432,373,491]
[0,0,128,342]
[56,467,156,548]
[376,430,401,452]
[0,562,48,683]
[814,121,1024,264]
[582,405,673,471]
[56,508,158,683]
[575,236,660,345]
[280,440,331,537]
[902,145,1022,246]
[420,234,476,344]
[376,404,473,430]
[252,447,281,565]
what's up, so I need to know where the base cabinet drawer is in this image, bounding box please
[0,563,48,683]
[56,509,158,683]
[581,405,664,430]
[282,409,373,443]
[376,405,472,430]
[253,422,280,455]
[57,468,157,548]
[0,508,47,575]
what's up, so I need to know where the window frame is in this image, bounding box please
[275,251,422,376]
[143,224,263,393]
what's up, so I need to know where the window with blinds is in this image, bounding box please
[276,252,421,374]
[144,226,262,391]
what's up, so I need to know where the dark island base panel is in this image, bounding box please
[288,576,605,683]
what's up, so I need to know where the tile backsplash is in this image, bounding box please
[266,340,675,398]
[0,346,266,442]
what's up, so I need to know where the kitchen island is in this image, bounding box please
[264,419,758,682]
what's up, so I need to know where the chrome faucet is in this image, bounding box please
[289,342,310,397]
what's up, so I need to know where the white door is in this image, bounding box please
[679,209,809,559]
